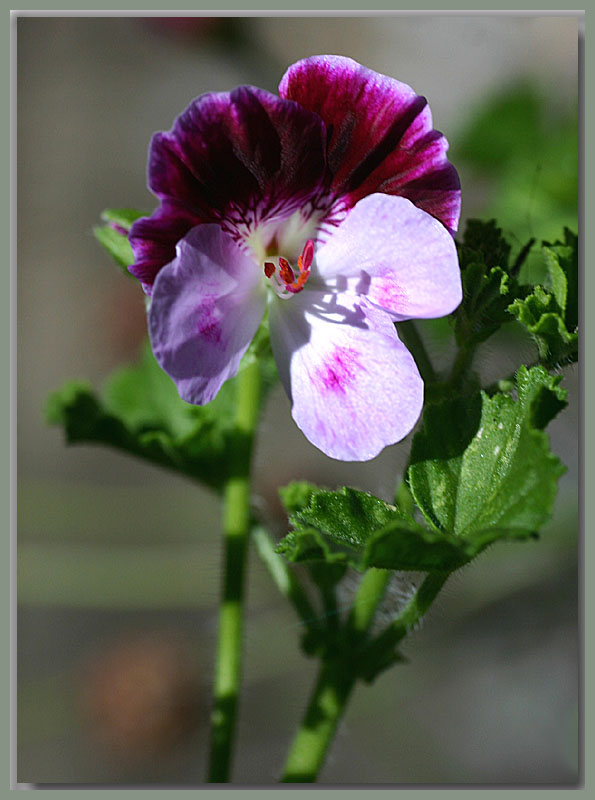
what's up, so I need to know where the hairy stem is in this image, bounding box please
[280,658,356,783]
[365,571,450,661]
[280,569,448,783]
[207,360,261,783]
[346,567,392,639]
[280,568,390,783]
[448,341,475,390]
[252,526,319,628]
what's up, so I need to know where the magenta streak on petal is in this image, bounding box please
[316,346,361,394]
[313,194,461,321]
[148,224,265,405]
[368,275,408,311]
[196,297,223,344]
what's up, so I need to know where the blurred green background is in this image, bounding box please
[17,14,579,784]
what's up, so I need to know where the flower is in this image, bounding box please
[129,55,462,461]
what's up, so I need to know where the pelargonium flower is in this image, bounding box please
[129,55,462,461]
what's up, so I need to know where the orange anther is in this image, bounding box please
[278,257,295,285]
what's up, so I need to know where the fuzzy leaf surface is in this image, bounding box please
[508,229,578,366]
[454,219,527,346]
[275,479,545,573]
[408,366,566,538]
[47,340,277,492]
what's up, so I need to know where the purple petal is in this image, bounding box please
[129,201,201,293]
[149,224,265,404]
[132,87,328,289]
[279,55,461,233]
[269,290,423,461]
[313,193,462,321]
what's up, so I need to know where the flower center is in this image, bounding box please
[263,239,314,299]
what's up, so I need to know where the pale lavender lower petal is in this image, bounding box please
[149,224,265,404]
[269,290,423,461]
[313,193,462,321]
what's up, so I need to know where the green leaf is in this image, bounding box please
[508,297,578,367]
[276,532,348,626]
[454,219,526,347]
[93,225,134,270]
[543,246,568,315]
[515,364,568,430]
[508,231,578,368]
[101,342,203,440]
[276,527,350,566]
[277,485,406,569]
[93,208,146,272]
[288,486,403,549]
[47,339,277,493]
[408,366,566,539]
[278,481,319,514]
[457,218,512,272]
[360,519,473,572]
[275,481,541,574]
[100,208,146,231]
[551,229,578,330]
[542,228,578,328]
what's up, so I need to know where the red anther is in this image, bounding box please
[278,257,295,285]
[301,240,314,271]
[264,262,275,279]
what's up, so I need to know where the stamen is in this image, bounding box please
[278,257,295,285]
[300,240,314,271]
[263,241,315,297]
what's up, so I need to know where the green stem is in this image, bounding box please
[346,567,392,639]
[280,570,448,783]
[365,571,450,661]
[280,568,390,783]
[207,360,261,783]
[397,320,437,385]
[252,526,319,628]
[280,658,355,783]
[395,478,415,516]
[448,342,475,390]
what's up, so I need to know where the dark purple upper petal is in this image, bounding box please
[129,201,201,289]
[129,86,327,291]
[278,55,461,233]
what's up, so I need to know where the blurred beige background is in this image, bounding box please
[17,15,579,785]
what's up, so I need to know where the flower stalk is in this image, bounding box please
[207,359,261,782]
[280,569,448,783]
[280,568,390,782]
[280,658,356,783]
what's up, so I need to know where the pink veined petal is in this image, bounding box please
[149,224,265,405]
[279,55,461,233]
[269,290,424,461]
[312,193,462,321]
